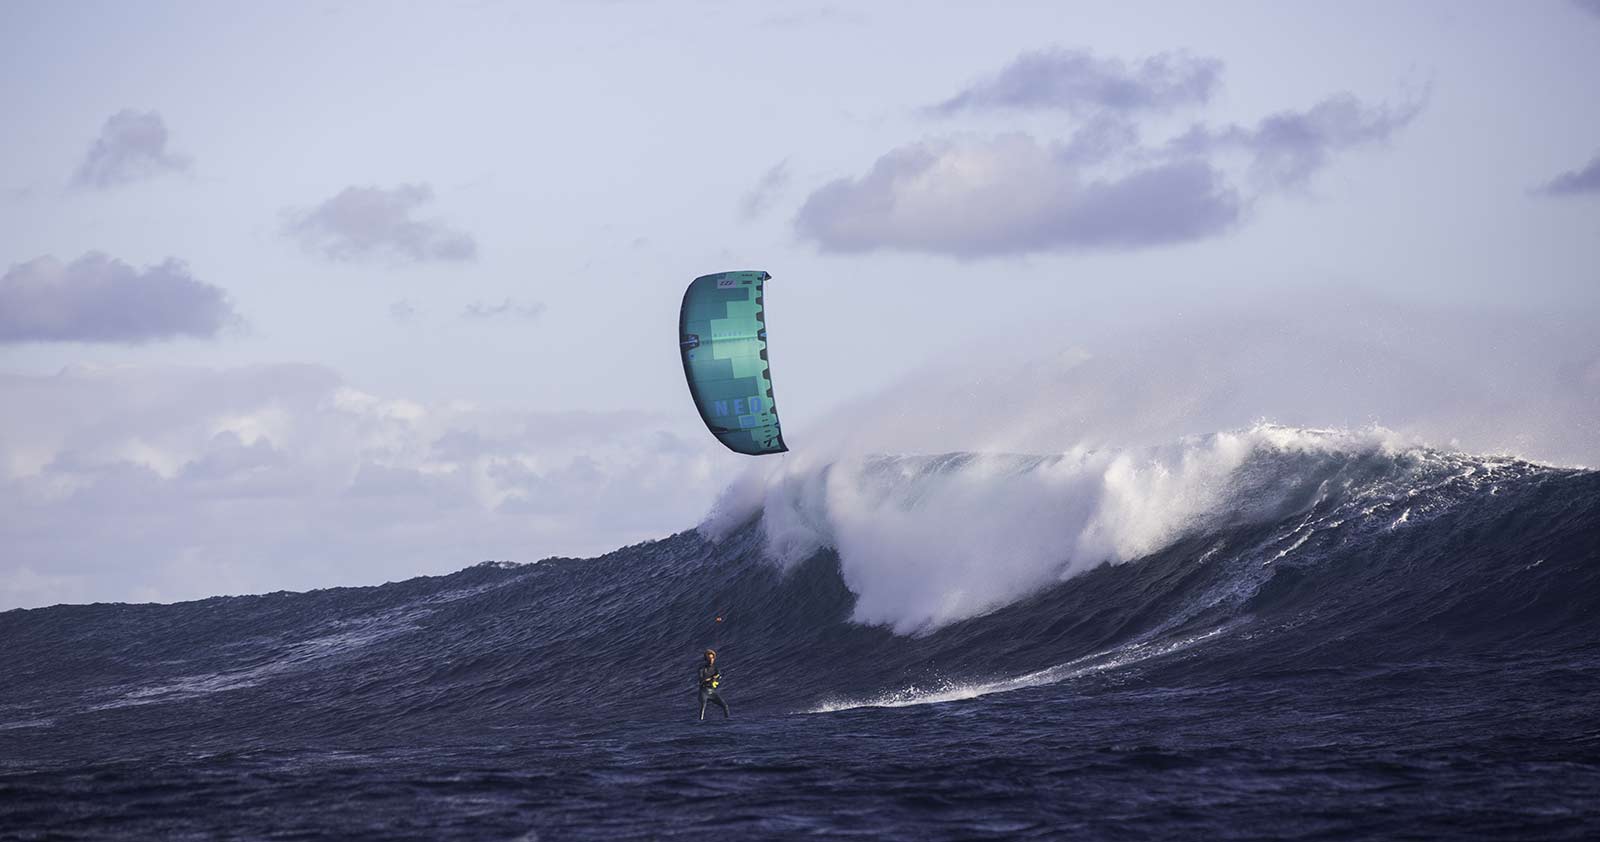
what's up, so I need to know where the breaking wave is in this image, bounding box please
[705,424,1533,633]
[2,426,1596,749]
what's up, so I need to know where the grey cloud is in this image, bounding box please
[795,135,1241,257]
[177,432,296,499]
[1060,115,1142,165]
[1533,151,1600,197]
[430,430,489,462]
[390,299,420,321]
[179,432,287,481]
[284,184,478,263]
[346,462,467,504]
[0,252,238,344]
[1174,93,1425,191]
[805,61,1419,259]
[933,48,1221,116]
[462,298,545,320]
[740,161,791,219]
[74,110,191,189]
[1575,0,1600,18]
[489,455,607,517]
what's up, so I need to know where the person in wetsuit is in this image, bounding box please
[697,649,729,720]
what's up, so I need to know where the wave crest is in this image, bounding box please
[703,425,1498,634]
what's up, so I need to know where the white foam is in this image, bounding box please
[0,718,55,731]
[707,425,1417,634]
[805,626,1229,713]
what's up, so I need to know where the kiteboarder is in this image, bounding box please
[697,649,730,720]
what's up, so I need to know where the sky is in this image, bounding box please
[2,0,1597,609]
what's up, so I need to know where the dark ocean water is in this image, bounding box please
[3,442,1599,840]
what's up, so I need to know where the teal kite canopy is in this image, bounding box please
[679,271,788,456]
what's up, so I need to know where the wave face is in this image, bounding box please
[3,427,1599,838]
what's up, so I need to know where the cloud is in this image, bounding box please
[389,299,420,321]
[0,253,238,344]
[795,134,1241,257]
[462,299,545,320]
[1574,0,1600,18]
[1533,151,1600,197]
[0,364,736,609]
[283,184,478,263]
[932,48,1221,116]
[1058,115,1142,166]
[740,160,791,219]
[1172,93,1425,191]
[799,74,1420,258]
[74,110,191,189]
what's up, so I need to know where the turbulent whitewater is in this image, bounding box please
[3,426,1598,840]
